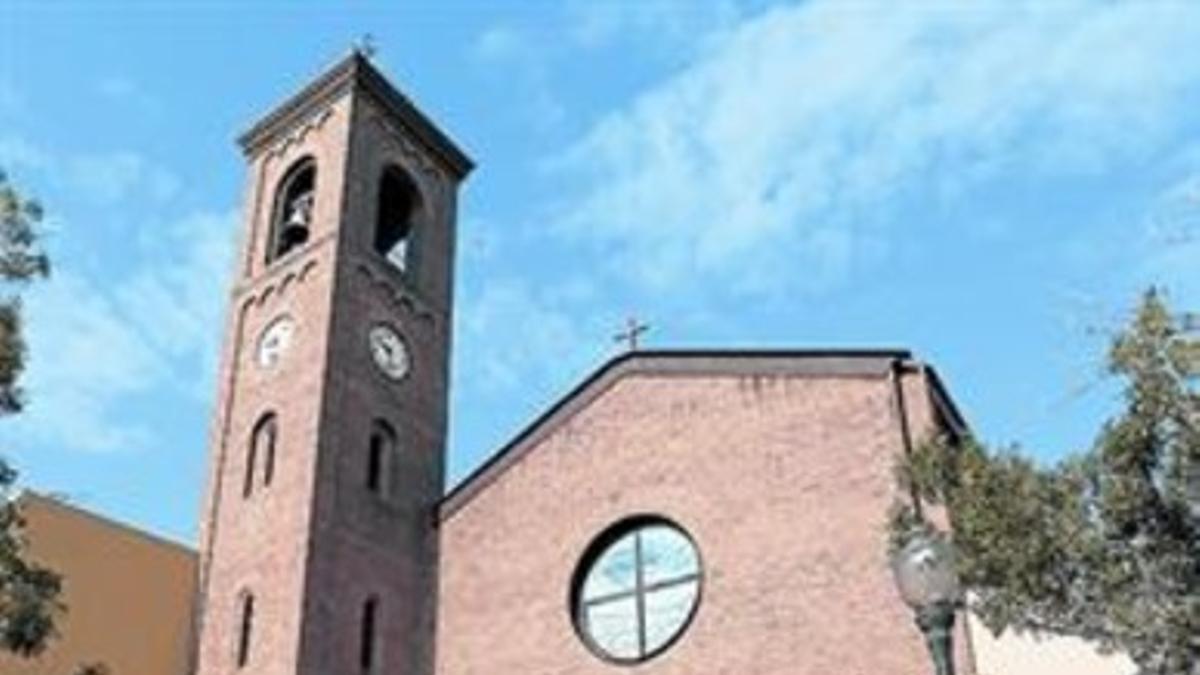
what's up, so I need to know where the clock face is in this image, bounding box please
[257,316,295,369]
[368,324,410,381]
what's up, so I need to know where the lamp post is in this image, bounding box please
[891,533,961,675]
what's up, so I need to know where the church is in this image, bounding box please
[0,51,1120,675]
[182,48,977,675]
[0,48,1141,675]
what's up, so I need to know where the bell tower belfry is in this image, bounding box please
[194,52,472,675]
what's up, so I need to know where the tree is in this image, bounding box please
[0,168,49,414]
[0,168,63,656]
[892,289,1200,675]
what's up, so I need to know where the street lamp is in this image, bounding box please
[891,533,961,675]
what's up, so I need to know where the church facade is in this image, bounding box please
[192,53,975,675]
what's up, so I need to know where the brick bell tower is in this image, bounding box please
[193,51,472,675]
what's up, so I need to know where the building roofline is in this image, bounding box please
[924,364,969,439]
[237,51,474,178]
[438,348,964,522]
[17,490,197,558]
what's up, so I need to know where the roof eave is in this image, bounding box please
[236,52,474,179]
[437,347,931,522]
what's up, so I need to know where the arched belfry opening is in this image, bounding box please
[269,157,316,262]
[374,165,421,272]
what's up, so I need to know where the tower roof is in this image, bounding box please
[237,51,474,178]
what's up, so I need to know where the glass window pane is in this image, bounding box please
[584,596,640,660]
[640,525,699,585]
[643,581,700,654]
[575,520,702,663]
[582,534,637,600]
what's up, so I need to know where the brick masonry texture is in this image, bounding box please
[194,92,353,675]
[437,369,975,675]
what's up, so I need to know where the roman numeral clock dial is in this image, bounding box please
[368,323,411,381]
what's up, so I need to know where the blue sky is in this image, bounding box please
[1,1,1198,545]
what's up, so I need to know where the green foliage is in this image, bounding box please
[0,168,49,415]
[0,470,62,656]
[892,290,1200,675]
[0,168,62,659]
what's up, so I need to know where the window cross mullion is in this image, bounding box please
[634,531,647,657]
[574,521,702,664]
[581,572,699,607]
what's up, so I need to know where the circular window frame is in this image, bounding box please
[568,514,704,665]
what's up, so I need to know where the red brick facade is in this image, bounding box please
[196,55,975,675]
[194,53,470,675]
[436,355,974,674]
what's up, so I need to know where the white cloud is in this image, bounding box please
[113,210,237,392]
[456,278,604,395]
[550,1,1200,296]
[1146,171,1200,249]
[0,116,236,455]
[0,136,51,173]
[0,80,25,118]
[12,271,166,453]
[470,23,566,128]
[96,76,162,114]
[0,138,179,206]
[566,0,742,53]
[1138,170,1200,302]
[66,151,180,205]
[9,209,236,453]
[473,25,525,63]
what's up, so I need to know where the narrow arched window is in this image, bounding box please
[269,157,317,263]
[359,597,379,672]
[257,413,278,488]
[243,431,257,499]
[236,592,255,668]
[374,166,420,272]
[244,413,276,498]
[366,421,396,498]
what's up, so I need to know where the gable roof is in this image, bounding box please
[438,348,968,522]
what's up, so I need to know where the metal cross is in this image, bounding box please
[355,34,378,59]
[614,317,650,351]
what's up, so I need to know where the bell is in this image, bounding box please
[279,220,309,250]
[279,194,312,250]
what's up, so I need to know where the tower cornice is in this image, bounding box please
[238,52,475,179]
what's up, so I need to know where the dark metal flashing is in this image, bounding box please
[924,365,970,439]
[438,348,968,522]
[237,52,474,178]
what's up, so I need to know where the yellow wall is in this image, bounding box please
[0,493,196,675]
[968,612,1134,675]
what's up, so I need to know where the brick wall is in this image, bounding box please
[437,366,972,674]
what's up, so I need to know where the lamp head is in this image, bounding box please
[891,533,960,609]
